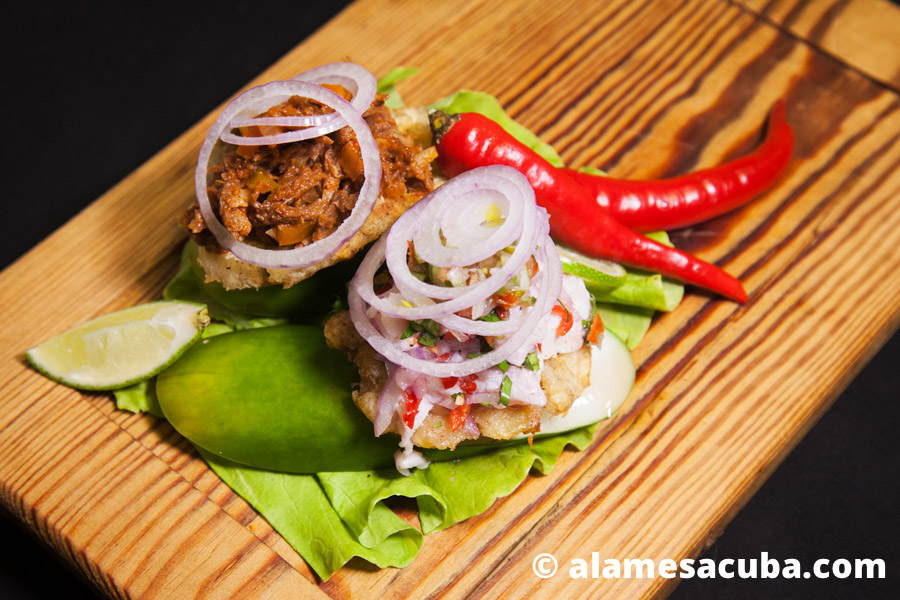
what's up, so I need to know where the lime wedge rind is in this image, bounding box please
[557,246,627,289]
[26,301,209,391]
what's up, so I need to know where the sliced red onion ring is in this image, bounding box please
[349,241,561,377]
[293,62,377,113]
[228,115,326,128]
[195,78,381,269]
[375,364,401,436]
[355,167,541,319]
[219,62,376,146]
[348,166,564,377]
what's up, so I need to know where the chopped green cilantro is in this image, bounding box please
[418,331,437,347]
[477,310,502,322]
[499,375,512,407]
[402,319,441,343]
[422,319,440,336]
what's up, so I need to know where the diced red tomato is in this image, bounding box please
[552,303,573,337]
[449,403,470,431]
[403,389,421,429]
[492,292,520,309]
[586,313,605,345]
[441,377,459,389]
[459,376,477,394]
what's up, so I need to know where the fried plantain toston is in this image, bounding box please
[324,310,591,450]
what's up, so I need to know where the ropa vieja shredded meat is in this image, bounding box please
[183,88,436,252]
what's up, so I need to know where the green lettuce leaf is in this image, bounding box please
[589,271,683,312]
[113,379,164,417]
[377,66,419,109]
[200,450,421,581]
[576,165,607,176]
[588,232,684,312]
[195,425,595,580]
[595,303,654,351]
[427,90,564,167]
[413,424,595,533]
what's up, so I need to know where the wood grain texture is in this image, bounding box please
[737,0,900,89]
[1,0,899,598]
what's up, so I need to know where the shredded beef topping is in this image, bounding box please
[182,91,436,252]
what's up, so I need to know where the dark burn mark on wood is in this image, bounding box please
[758,0,780,14]
[229,550,295,598]
[806,0,852,45]
[783,50,882,161]
[624,31,886,259]
[576,7,761,173]
[503,0,642,110]
[717,98,900,280]
[662,34,795,178]
[668,219,742,256]
[529,0,681,140]
[778,0,812,30]
[551,0,735,164]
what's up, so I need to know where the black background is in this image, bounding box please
[2,2,897,598]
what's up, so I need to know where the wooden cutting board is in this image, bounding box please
[2,0,899,597]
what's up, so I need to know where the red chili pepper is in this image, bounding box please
[449,403,470,431]
[552,303,573,337]
[430,111,748,302]
[562,101,793,232]
[403,389,420,429]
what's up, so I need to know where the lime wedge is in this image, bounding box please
[557,246,627,289]
[26,301,209,391]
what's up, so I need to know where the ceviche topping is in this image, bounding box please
[348,165,593,471]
